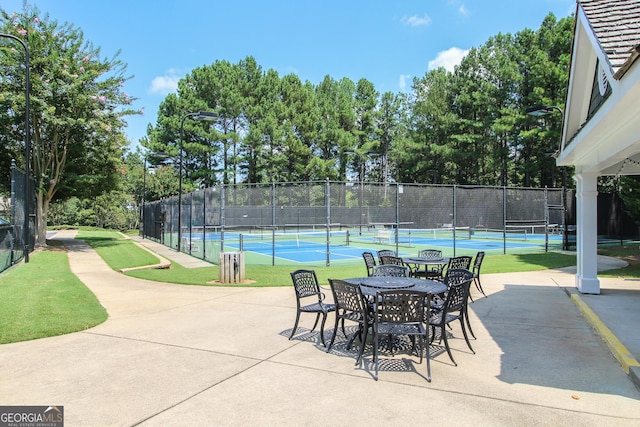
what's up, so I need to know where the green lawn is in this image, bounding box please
[2,228,636,345]
[77,230,160,270]
[0,250,107,344]
[124,252,580,286]
[598,245,640,277]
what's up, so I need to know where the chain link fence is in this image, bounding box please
[141,181,576,266]
[0,160,35,273]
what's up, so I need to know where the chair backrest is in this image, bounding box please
[447,256,472,270]
[418,249,442,259]
[376,250,396,264]
[376,290,427,324]
[362,252,377,276]
[329,279,368,317]
[472,251,485,274]
[443,268,475,288]
[379,255,404,266]
[371,264,411,277]
[290,269,321,300]
[442,271,474,313]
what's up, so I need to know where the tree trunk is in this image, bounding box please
[35,190,49,246]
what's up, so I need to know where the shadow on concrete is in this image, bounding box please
[470,283,639,399]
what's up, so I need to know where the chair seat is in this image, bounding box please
[429,311,461,325]
[340,310,364,323]
[430,299,444,311]
[300,302,336,313]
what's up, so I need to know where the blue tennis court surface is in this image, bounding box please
[223,239,367,263]
[185,229,560,264]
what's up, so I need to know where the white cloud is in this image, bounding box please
[149,70,181,95]
[399,74,412,91]
[447,0,470,16]
[401,14,432,27]
[428,47,469,72]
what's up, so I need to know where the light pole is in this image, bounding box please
[141,151,169,238]
[344,149,375,234]
[1,33,31,263]
[527,104,567,249]
[178,111,218,252]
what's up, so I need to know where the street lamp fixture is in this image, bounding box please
[178,111,219,252]
[191,111,219,121]
[525,104,563,117]
[1,33,31,263]
[526,105,564,158]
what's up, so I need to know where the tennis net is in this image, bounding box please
[347,226,472,246]
[472,224,557,241]
[233,230,348,252]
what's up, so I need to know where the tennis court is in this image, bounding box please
[142,182,575,266]
[224,230,366,263]
[180,225,561,265]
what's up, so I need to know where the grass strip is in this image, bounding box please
[77,230,160,271]
[0,250,107,344]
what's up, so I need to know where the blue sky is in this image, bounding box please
[4,0,575,150]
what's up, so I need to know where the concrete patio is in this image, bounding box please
[1,230,639,426]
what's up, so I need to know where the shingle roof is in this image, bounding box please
[580,0,640,79]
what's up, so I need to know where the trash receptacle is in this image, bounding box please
[219,252,245,283]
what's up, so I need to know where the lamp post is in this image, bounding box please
[527,104,567,249]
[141,151,169,238]
[178,111,219,252]
[344,149,375,234]
[1,33,31,263]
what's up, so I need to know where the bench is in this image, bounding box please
[373,229,392,244]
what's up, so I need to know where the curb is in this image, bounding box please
[570,293,640,391]
[118,238,172,273]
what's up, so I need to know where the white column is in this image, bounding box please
[574,172,600,294]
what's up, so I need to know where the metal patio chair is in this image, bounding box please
[428,268,475,366]
[327,279,370,364]
[289,269,336,347]
[362,251,377,276]
[373,290,431,381]
[472,251,487,298]
[376,249,397,264]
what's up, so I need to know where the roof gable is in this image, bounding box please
[558,0,640,175]
[581,0,640,79]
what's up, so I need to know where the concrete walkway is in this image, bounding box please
[1,230,639,426]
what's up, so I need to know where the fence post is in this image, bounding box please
[189,191,194,255]
[503,186,507,255]
[325,178,330,267]
[272,182,276,267]
[220,184,226,255]
[453,185,457,256]
[10,159,16,265]
[395,183,400,255]
[202,188,206,260]
[544,186,549,252]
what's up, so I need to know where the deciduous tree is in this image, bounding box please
[0,5,139,242]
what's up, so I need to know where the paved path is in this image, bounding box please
[1,230,639,426]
